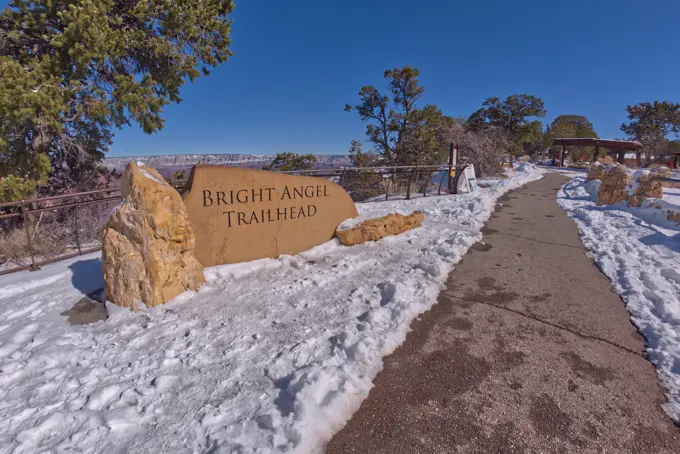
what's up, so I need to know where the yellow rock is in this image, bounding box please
[102,163,205,310]
[335,212,425,246]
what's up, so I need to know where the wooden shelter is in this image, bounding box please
[552,138,643,167]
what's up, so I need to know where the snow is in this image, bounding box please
[558,176,680,421]
[663,187,680,206]
[626,170,650,196]
[139,169,164,184]
[0,164,542,453]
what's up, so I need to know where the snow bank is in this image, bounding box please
[0,165,542,453]
[558,176,680,421]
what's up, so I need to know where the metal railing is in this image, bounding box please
[0,164,467,276]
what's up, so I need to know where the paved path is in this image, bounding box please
[326,173,680,453]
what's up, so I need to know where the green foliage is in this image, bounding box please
[345,66,445,166]
[621,101,680,160]
[348,139,378,167]
[167,169,187,189]
[668,140,680,154]
[263,152,317,172]
[469,94,546,157]
[549,115,598,161]
[0,0,235,199]
[344,140,383,201]
[551,115,597,139]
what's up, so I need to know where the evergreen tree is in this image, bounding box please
[468,94,546,163]
[345,67,445,166]
[621,101,680,162]
[263,152,317,172]
[550,115,597,139]
[549,115,598,161]
[0,0,235,201]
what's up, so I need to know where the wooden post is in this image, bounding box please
[592,145,599,163]
[74,201,82,254]
[406,167,418,200]
[438,171,447,195]
[338,168,347,186]
[447,143,456,193]
[560,142,566,167]
[22,203,38,271]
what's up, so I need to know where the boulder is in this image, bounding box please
[336,211,425,246]
[650,165,672,179]
[669,210,680,225]
[626,170,664,207]
[597,165,630,205]
[586,164,604,182]
[102,162,205,310]
[598,156,616,165]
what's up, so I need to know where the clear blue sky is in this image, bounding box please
[3,0,680,156]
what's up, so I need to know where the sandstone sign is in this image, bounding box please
[182,166,359,266]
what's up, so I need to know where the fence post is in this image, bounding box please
[338,168,347,187]
[22,202,39,271]
[406,167,418,200]
[423,171,432,197]
[385,179,390,201]
[448,143,458,193]
[438,171,447,195]
[74,200,82,254]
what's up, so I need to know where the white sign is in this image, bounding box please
[458,165,478,193]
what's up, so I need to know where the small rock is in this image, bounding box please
[336,212,425,246]
[62,297,108,325]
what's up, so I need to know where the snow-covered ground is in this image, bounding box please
[663,186,680,206]
[0,164,542,453]
[558,176,680,420]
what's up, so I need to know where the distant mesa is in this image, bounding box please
[103,154,353,178]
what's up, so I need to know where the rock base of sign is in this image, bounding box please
[335,211,425,246]
[598,165,630,205]
[626,171,664,207]
[586,164,604,182]
[102,162,205,310]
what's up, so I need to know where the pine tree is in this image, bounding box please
[345,67,445,166]
[263,153,317,172]
[468,94,546,164]
[0,0,235,201]
[621,101,680,162]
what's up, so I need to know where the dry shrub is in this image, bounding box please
[343,171,385,202]
[438,122,507,177]
[0,197,120,270]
